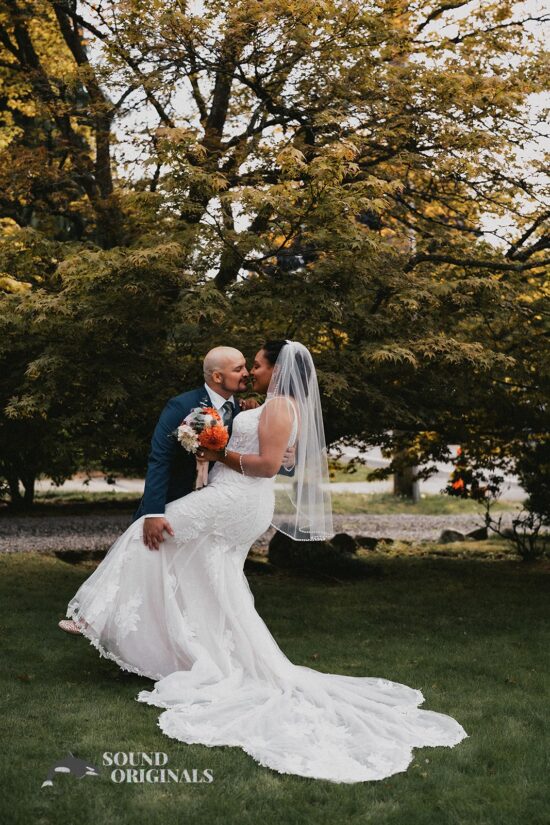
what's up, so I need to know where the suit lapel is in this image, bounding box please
[198,386,239,436]
[195,387,220,472]
[197,388,210,409]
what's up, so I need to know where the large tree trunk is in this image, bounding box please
[393,464,420,501]
[7,474,23,507]
[21,473,35,506]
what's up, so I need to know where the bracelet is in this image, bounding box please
[239,454,246,475]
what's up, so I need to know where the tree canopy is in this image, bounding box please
[0,0,548,504]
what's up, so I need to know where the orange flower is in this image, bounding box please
[452,479,465,490]
[198,425,229,450]
[201,407,221,420]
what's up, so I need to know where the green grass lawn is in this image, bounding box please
[1,550,548,824]
[25,489,520,517]
[274,490,518,516]
[328,461,377,483]
[328,492,519,516]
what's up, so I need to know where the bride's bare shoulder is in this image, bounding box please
[260,396,296,423]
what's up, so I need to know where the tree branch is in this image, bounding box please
[50,1,175,127]
[415,2,473,34]
[448,15,550,44]
[0,22,21,59]
[506,212,550,260]
[51,2,115,197]
[405,253,550,273]
[111,83,140,113]
[184,44,208,123]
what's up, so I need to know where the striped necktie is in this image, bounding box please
[221,401,234,434]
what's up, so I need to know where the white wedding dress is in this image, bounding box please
[65,405,468,782]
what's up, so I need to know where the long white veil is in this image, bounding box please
[261,341,334,541]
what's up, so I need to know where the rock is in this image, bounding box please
[54,548,107,564]
[439,529,466,544]
[268,531,331,569]
[244,557,275,575]
[466,526,488,541]
[0,512,523,553]
[268,531,376,579]
[330,533,358,554]
[354,535,379,550]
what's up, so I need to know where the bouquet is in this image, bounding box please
[172,405,229,489]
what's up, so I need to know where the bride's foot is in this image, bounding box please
[58,619,87,635]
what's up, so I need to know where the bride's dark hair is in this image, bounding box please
[261,340,311,397]
[262,340,287,366]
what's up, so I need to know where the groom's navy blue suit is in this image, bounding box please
[132,386,241,523]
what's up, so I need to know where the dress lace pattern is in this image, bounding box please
[64,405,469,782]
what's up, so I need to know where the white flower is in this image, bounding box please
[114,595,142,639]
[181,610,198,639]
[166,571,178,598]
[185,407,220,430]
[176,423,199,453]
[223,627,235,652]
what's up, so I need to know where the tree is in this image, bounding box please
[0,0,548,506]
[0,225,81,504]
[0,0,125,246]
[0,222,193,502]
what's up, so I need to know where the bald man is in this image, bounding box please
[133,347,250,549]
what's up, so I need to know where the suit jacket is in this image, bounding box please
[131,387,241,522]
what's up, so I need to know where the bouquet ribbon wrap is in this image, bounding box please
[195,459,209,490]
[173,405,229,491]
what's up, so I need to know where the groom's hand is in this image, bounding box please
[239,397,260,410]
[143,517,174,551]
[282,445,296,469]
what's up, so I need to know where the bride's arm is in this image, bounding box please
[201,398,294,478]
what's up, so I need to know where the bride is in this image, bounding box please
[58,339,468,782]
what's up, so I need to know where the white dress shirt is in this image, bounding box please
[203,383,236,414]
[145,384,235,518]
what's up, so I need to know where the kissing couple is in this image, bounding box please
[135,341,300,552]
[58,339,468,783]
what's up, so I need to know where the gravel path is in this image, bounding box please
[0,511,521,555]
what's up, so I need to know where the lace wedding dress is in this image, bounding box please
[65,405,468,783]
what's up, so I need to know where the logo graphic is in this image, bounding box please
[103,752,214,783]
[41,750,214,787]
[41,752,101,788]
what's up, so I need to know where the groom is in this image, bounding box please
[133,346,250,550]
